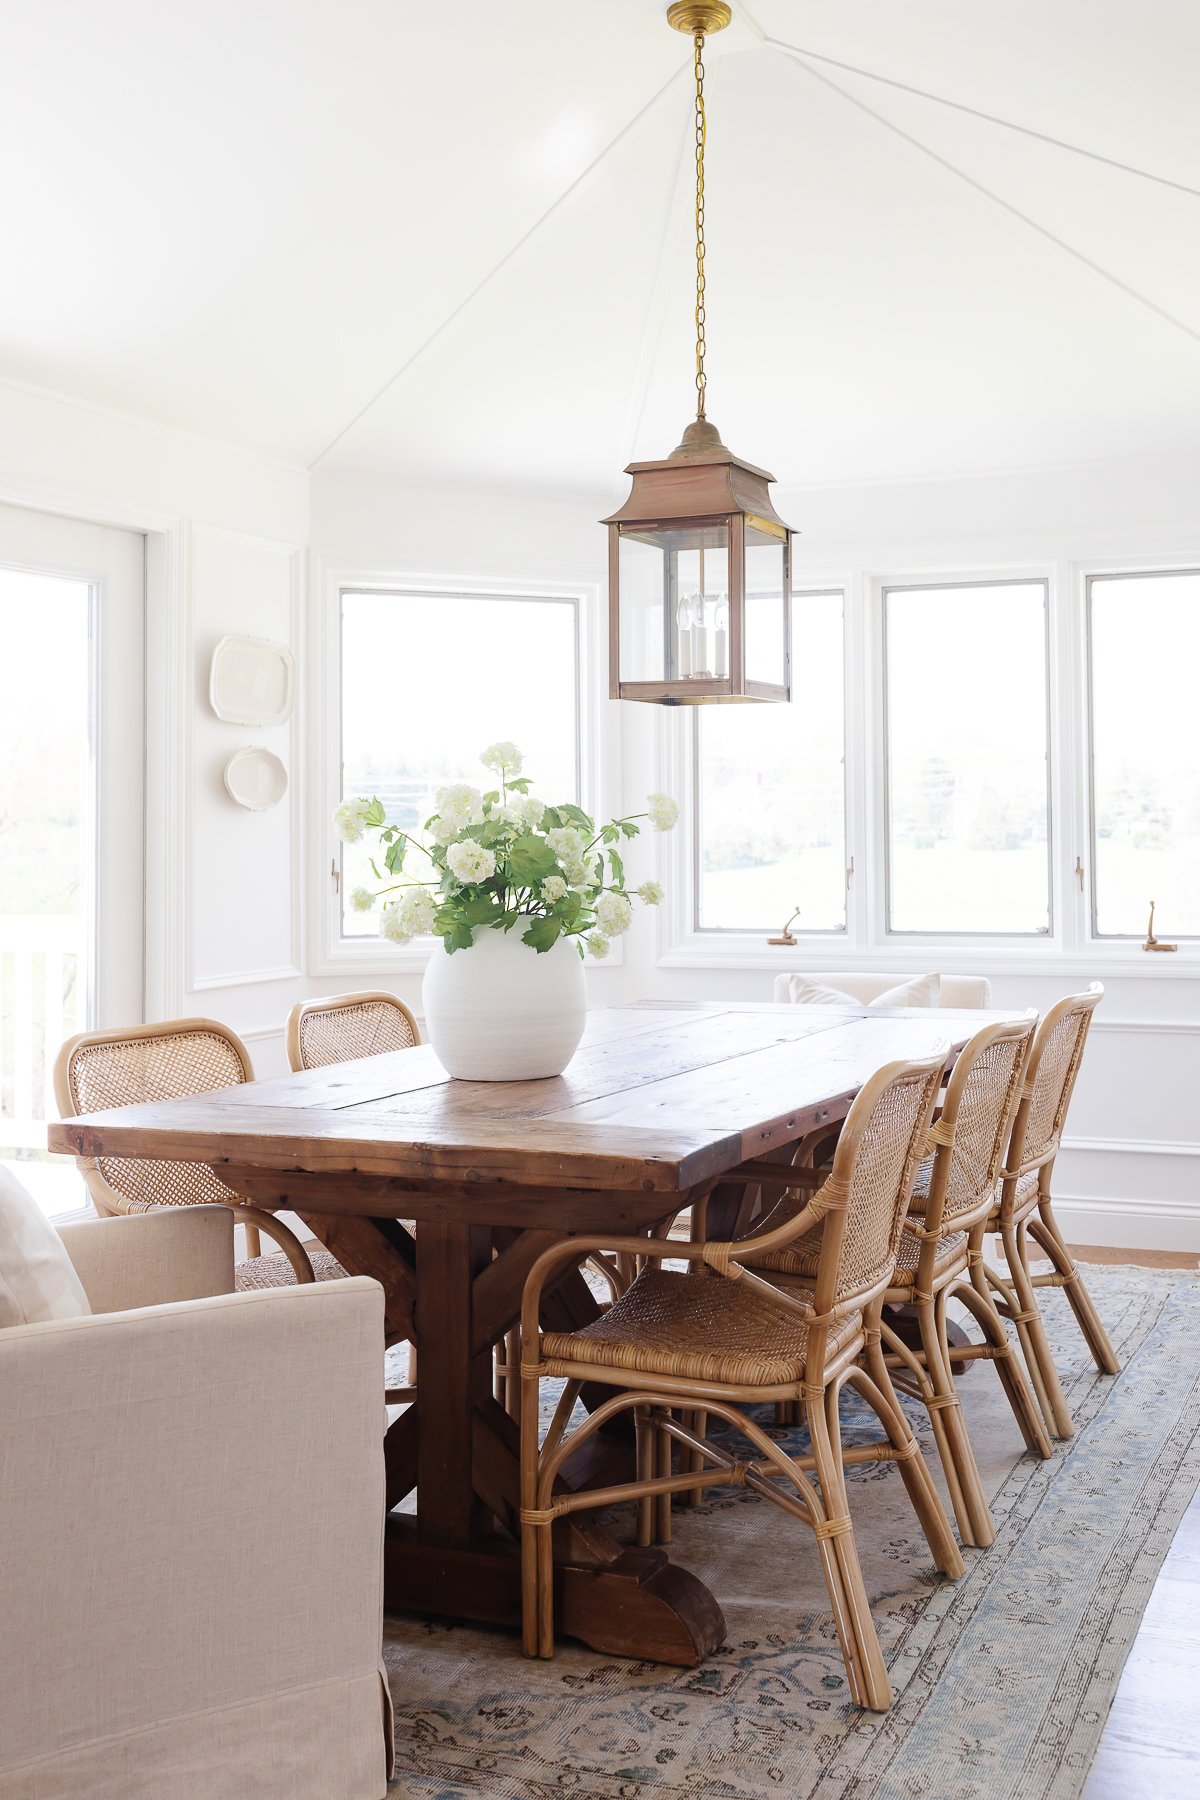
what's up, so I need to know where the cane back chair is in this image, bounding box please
[875,1015,1052,1546]
[285,990,419,1072]
[54,1019,340,1290]
[519,1050,960,1712]
[982,984,1118,1439]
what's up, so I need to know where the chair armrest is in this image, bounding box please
[0,1278,388,1787]
[56,1205,236,1312]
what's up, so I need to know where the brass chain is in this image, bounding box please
[692,30,708,419]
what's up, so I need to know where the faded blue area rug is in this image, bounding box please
[383,1264,1200,1800]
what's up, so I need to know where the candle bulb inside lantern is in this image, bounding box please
[692,543,708,675]
[676,593,693,678]
[714,596,728,678]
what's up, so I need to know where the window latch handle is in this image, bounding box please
[330,858,340,895]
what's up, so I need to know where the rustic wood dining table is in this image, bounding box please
[49,999,1011,1667]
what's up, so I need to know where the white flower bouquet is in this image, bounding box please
[335,740,677,957]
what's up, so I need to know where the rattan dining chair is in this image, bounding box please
[980,984,1118,1439]
[285,990,419,1071]
[872,1015,1052,1547]
[53,1019,339,1290]
[518,1050,960,1712]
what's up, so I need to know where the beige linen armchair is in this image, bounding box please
[0,1206,393,1800]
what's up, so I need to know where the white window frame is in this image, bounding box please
[1084,562,1200,945]
[309,563,609,976]
[656,557,1200,977]
[879,573,1055,946]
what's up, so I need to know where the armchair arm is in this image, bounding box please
[56,1204,236,1312]
[0,1278,390,1794]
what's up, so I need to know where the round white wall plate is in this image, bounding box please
[223,746,288,811]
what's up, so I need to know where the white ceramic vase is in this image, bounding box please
[421,922,587,1081]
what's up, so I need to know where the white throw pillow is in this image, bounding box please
[784,975,859,1009]
[869,972,941,1009]
[784,972,941,1010]
[0,1165,91,1329]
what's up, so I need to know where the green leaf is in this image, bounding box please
[434,908,474,952]
[594,854,604,886]
[482,789,500,807]
[607,847,624,886]
[509,835,559,882]
[557,803,594,833]
[540,806,563,831]
[618,820,638,840]
[369,857,382,880]
[508,776,532,794]
[364,797,387,827]
[522,915,562,954]
[601,824,619,845]
[384,838,407,873]
[462,892,502,926]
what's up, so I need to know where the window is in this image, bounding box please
[884,581,1050,935]
[695,591,845,932]
[1089,569,1200,939]
[338,587,581,939]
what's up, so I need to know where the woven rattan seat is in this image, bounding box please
[541,1268,862,1387]
[890,1230,967,1280]
[235,1249,346,1291]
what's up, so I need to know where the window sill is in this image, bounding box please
[656,933,1200,979]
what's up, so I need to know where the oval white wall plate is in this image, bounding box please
[209,634,296,725]
[223,746,288,811]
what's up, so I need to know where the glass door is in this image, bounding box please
[0,501,144,1217]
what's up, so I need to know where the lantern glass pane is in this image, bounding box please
[618,531,666,683]
[744,525,787,687]
[618,523,730,686]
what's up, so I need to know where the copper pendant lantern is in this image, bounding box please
[604,2,794,705]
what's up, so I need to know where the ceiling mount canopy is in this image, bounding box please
[604,1,794,706]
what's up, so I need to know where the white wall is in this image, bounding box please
[0,376,309,1077]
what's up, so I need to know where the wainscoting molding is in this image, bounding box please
[1089,1018,1200,1037]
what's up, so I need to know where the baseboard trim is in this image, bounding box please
[1049,1193,1200,1253]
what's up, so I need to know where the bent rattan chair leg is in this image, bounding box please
[1028,1201,1121,1377]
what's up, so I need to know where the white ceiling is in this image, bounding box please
[3,1,1198,493]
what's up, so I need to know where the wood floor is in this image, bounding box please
[1074,1245,1200,1797]
[1085,1491,1200,1798]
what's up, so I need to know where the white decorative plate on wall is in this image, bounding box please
[223,747,288,811]
[209,635,295,725]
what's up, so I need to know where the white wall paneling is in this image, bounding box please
[188,526,304,993]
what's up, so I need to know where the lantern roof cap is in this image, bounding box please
[601,415,793,532]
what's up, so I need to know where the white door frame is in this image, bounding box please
[0,471,187,1018]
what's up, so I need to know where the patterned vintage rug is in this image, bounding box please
[383,1265,1200,1800]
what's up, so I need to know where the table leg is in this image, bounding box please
[380,1218,724,1666]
